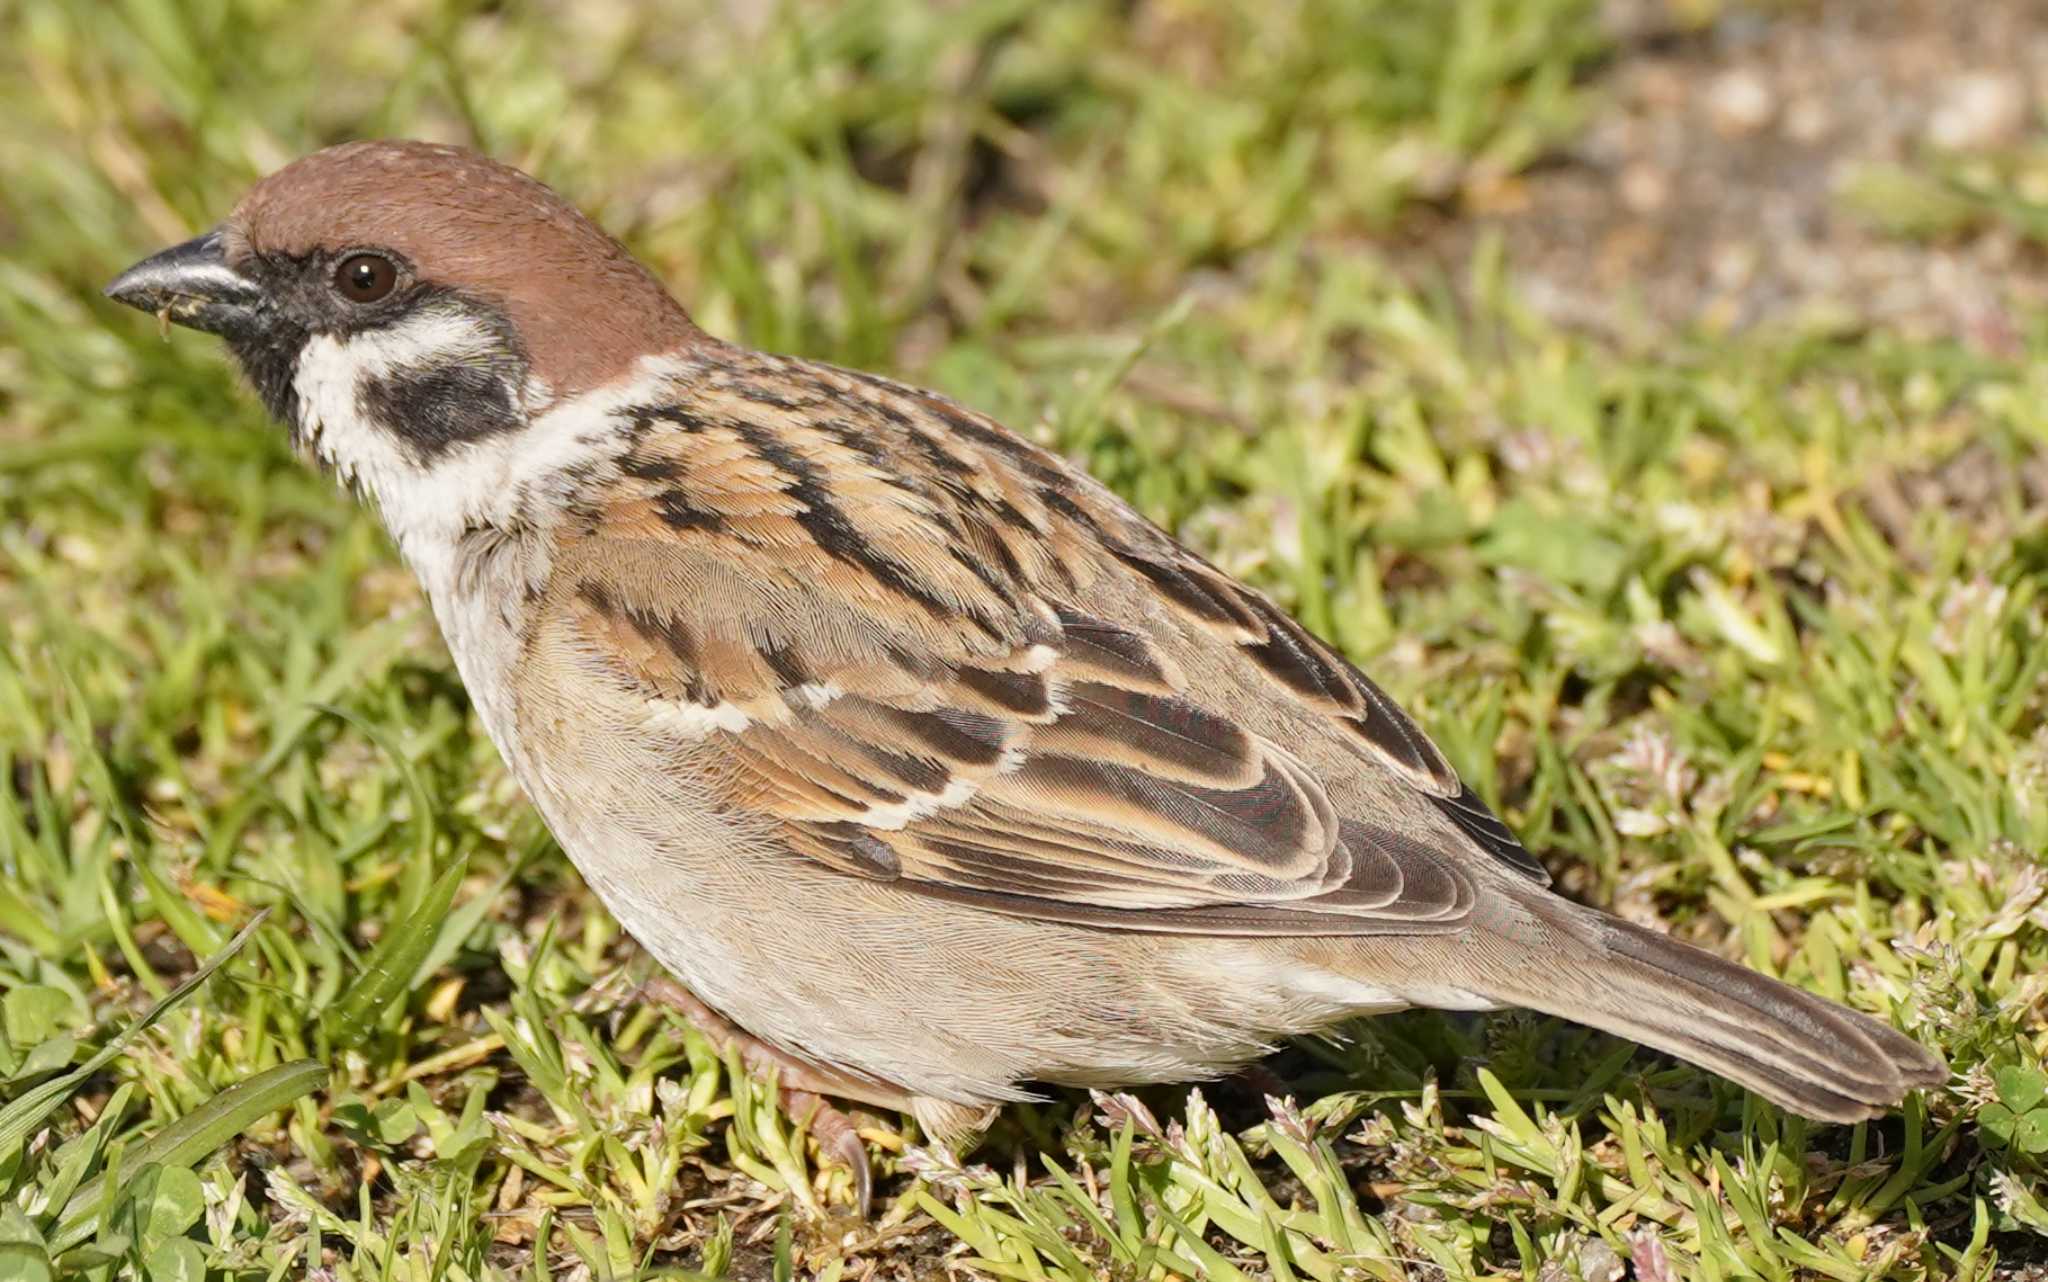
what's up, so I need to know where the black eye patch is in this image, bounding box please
[358,361,524,461]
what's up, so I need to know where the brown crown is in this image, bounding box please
[227,140,702,396]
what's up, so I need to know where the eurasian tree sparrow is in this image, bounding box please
[106,141,1944,1212]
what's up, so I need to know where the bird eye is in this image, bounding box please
[334,253,398,303]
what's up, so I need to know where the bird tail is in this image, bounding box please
[1439,899,1946,1122]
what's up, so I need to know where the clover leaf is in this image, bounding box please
[1983,1065,2048,1155]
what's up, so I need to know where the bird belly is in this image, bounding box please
[511,737,1456,1104]
[440,576,1459,1105]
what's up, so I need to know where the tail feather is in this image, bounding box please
[1472,904,1945,1122]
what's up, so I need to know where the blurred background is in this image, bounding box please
[3,1,2046,1278]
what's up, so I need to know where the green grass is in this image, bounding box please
[1,0,2044,1277]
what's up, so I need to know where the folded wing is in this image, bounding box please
[529,355,1547,934]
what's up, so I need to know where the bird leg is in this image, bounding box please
[638,975,896,1216]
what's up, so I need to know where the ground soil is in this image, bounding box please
[1417,0,2048,348]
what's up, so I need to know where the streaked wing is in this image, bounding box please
[527,350,1547,935]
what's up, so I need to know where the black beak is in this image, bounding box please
[105,228,263,337]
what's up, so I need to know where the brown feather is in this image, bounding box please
[534,345,1531,932]
[227,141,701,396]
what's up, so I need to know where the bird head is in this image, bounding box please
[105,141,701,517]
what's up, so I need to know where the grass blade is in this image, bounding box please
[0,910,268,1165]
[51,1059,326,1252]
[321,856,466,1049]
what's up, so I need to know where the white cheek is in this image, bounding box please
[291,315,516,576]
[293,327,694,594]
[292,334,413,493]
[294,311,493,448]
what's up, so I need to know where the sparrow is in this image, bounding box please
[106,141,1944,1211]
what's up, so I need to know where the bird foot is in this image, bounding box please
[638,974,896,1216]
[785,1088,873,1217]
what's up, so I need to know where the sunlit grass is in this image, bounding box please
[1,0,2042,1277]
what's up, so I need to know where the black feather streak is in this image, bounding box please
[719,417,1005,638]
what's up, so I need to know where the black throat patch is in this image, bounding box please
[226,311,311,434]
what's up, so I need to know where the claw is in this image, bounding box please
[790,1088,874,1218]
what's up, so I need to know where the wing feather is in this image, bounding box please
[527,353,1550,939]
